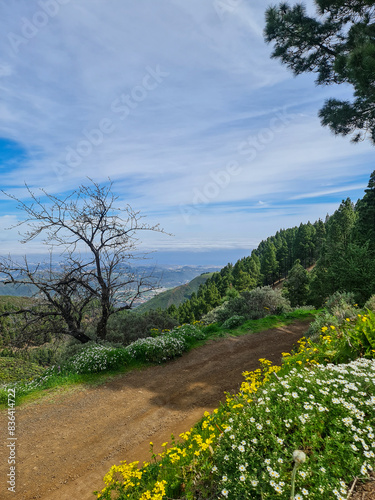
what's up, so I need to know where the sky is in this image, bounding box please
[0,0,374,266]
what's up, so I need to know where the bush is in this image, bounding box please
[200,304,227,325]
[170,323,207,343]
[364,294,375,312]
[107,309,179,345]
[222,315,245,330]
[217,287,291,323]
[325,291,357,319]
[125,334,187,364]
[306,291,358,341]
[305,311,341,341]
[66,344,130,374]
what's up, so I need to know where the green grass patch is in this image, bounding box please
[0,357,45,384]
[227,309,319,337]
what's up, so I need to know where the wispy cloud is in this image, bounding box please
[0,0,373,261]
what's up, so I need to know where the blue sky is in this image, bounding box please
[0,0,373,266]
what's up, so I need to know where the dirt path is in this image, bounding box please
[1,320,311,500]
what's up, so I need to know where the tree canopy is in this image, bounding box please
[264,1,375,143]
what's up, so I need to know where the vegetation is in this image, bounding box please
[0,357,44,384]
[135,273,213,314]
[162,170,375,325]
[265,0,375,143]
[0,180,165,344]
[95,303,375,499]
[0,309,315,406]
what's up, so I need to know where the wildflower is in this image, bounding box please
[239,475,246,482]
[239,465,246,471]
[221,488,229,497]
[222,475,228,482]
[293,450,306,464]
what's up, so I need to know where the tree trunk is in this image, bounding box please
[70,330,92,343]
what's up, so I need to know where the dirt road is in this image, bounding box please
[1,321,311,500]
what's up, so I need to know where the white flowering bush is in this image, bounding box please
[66,344,129,374]
[169,323,207,342]
[125,334,187,363]
[124,323,207,364]
[213,358,375,499]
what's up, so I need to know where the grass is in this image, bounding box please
[0,357,45,384]
[229,309,319,337]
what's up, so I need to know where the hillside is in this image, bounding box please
[135,272,214,313]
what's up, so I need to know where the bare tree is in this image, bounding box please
[0,180,166,343]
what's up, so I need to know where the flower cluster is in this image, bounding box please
[212,357,375,499]
[67,344,129,374]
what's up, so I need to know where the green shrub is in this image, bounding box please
[0,357,45,384]
[364,294,375,312]
[222,315,245,330]
[325,291,357,322]
[218,287,291,323]
[107,309,179,345]
[200,304,226,325]
[305,311,341,341]
[307,292,359,340]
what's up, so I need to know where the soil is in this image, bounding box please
[1,319,374,500]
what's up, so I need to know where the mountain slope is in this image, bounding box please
[135,273,214,313]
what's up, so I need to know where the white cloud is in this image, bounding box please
[0,0,373,258]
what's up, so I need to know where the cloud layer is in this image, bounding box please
[0,0,373,260]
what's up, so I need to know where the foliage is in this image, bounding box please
[310,180,375,306]
[221,315,246,330]
[0,357,45,384]
[265,1,375,143]
[97,351,375,500]
[106,309,179,345]
[283,260,310,307]
[66,344,130,374]
[135,273,213,314]
[306,310,342,341]
[217,286,292,323]
[365,294,375,312]
[286,310,375,366]
[325,290,356,314]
